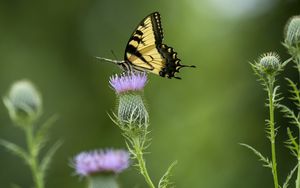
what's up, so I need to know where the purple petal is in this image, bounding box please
[109,72,147,94]
[73,149,130,176]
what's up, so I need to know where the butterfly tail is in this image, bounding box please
[176,64,196,72]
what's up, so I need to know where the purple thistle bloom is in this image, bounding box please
[109,72,147,94]
[73,149,130,176]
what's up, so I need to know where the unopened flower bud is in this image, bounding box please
[118,94,149,125]
[3,80,42,126]
[258,52,281,75]
[285,16,300,47]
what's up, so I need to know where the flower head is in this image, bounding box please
[109,72,147,94]
[257,52,281,75]
[285,15,300,47]
[3,80,42,126]
[73,149,130,176]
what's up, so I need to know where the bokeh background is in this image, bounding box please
[0,0,299,187]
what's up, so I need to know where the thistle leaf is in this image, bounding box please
[250,62,268,86]
[34,114,59,152]
[279,104,300,128]
[285,128,299,157]
[283,164,298,188]
[240,143,272,168]
[125,141,136,158]
[158,161,178,188]
[273,86,280,101]
[285,78,300,107]
[107,112,120,127]
[282,57,293,67]
[0,139,29,165]
[40,140,63,175]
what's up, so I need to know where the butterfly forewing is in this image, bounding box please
[123,12,194,78]
[125,12,165,74]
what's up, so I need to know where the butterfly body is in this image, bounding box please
[97,12,195,79]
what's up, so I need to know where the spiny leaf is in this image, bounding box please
[283,164,298,188]
[125,141,136,158]
[158,161,178,188]
[282,57,293,67]
[285,127,299,157]
[273,88,284,106]
[240,143,272,168]
[265,119,277,141]
[285,78,300,107]
[34,114,59,156]
[250,62,268,86]
[0,139,29,165]
[279,104,300,128]
[107,111,120,126]
[40,140,63,175]
[273,86,281,101]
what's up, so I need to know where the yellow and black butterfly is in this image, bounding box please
[96,12,195,79]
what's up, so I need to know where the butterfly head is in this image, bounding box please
[117,61,132,72]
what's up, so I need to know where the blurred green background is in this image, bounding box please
[0,0,299,187]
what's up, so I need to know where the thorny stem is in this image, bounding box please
[267,79,279,188]
[132,137,155,188]
[297,126,300,188]
[25,125,44,188]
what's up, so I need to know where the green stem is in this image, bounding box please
[133,137,155,188]
[88,175,119,188]
[25,126,44,188]
[268,80,279,188]
[295,55,300,188]
[297,143,300,188]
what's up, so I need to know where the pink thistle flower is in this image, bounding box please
[73,149,130,176]
[109,72,147,94]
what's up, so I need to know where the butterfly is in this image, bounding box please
[96,12,195,79]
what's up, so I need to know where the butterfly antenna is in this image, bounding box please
[95,56,124,65]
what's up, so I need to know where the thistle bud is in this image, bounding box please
[3,80,42,127]
[117,94,149,126]
[258,52,281,75]
[109,72,149,126]
[285,16,300,47]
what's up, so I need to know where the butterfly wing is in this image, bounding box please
[124,12,163,73]
[124,12,194,79]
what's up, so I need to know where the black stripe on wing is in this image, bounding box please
[126,45,148,63]
[124,12,163,62]
[150,12,163,44]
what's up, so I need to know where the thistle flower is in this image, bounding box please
[73,149,130,176]
[110,72,147,94]
[3,80,42,126]
[285,15,300,47]
[109,72,149,126]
